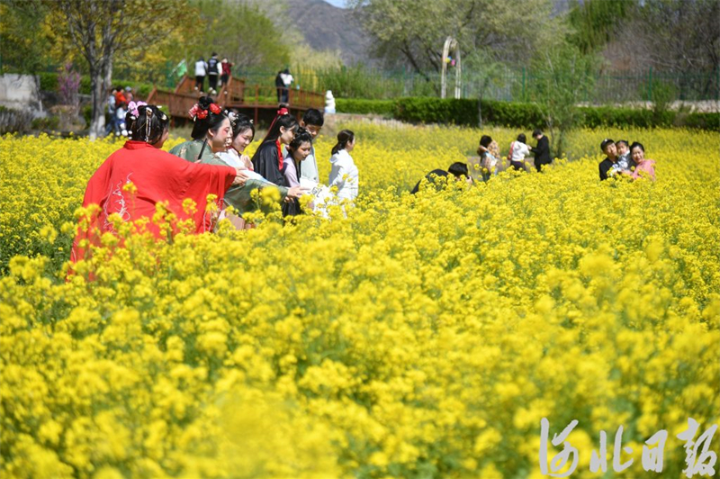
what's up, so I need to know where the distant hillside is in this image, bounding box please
[285,0,371,65]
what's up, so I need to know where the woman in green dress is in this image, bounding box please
[169,96,232,163]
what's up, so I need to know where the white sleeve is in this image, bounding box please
[329,165,346,188]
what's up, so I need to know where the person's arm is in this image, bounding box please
[329,163,346,189]
[521,143,531,157]
[284,158,300,187]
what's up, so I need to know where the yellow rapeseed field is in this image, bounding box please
[0,124,718,478]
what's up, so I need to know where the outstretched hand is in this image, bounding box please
[232,169,250,186]
[286,186,309,200]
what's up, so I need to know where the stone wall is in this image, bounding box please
[0,74,44,115]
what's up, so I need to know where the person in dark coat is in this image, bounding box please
[411,162,470,194]
[251,109,299,190]
[598,138,621,181]
[530,129,551,172]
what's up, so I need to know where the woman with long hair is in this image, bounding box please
[282,127,313,216]
[328,129,359,201]
[71,104,247,262]
[251,109,298,187]
[169,96,233,163]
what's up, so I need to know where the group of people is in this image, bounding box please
[195,53,233,95]
[106,86,135,137]
[472,129,552,181]
[72,98,360,262]
[412,129,551,193]
[167,98,359,223]
[411,129,656,194]
[598,138,656,181]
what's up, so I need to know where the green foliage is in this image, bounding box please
[528,45,598,157]
[189,0,289,71]
[317,65,399,99]
[481,100,545,129]
[682,112,720,130]
[567,0,634,54]
[38,72,59,92]
[350,0,559,81]
[37,72,153,99]
[31,116,60,131]
[393,98,479,126]
[335,97,718,131]
[0,1,53,73]
[82,105,92,127]
[580,106,669,129]
[335,99,395,116]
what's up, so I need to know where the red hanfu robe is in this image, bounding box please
[71,141,236,262]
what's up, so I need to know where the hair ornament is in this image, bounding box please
[145,108,152,140]
[197,109,208,120]
[209,103,221,114]
[189,104,201,120]
[277,107,289,116]
[128,100,147,117]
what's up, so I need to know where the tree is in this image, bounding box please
[41,0,195,139]
[349,0,562,92]
[0,1,53,73]
[187,0,291,71]
[529,45,597,158]
[567,0,633,55]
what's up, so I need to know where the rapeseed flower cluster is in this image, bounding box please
[0,125,718,478]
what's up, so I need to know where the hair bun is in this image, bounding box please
[198,96,213,110]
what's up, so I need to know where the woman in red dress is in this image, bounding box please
[71,104,247,263]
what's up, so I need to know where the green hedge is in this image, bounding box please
[394,98,479,125]
[336,98,395,116]
[481,100,545,128]
[336,97,717,130]
[37,72,153,98]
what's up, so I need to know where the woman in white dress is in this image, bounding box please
[328,129,359,201]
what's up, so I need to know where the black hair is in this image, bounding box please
[126,105,169,145]
[517,133,526,143]
[231,113,255,141]
[480,135,493,148]
[616,140,629,148]
[629,141,645,153]
[532,129,542,137]
[287,127,313,153]
[600,138,615,152]
[190,96,229,140]
[448,162,469,178]
[302,108,324,127]
[263,113,299,143]
[332,129,355,155]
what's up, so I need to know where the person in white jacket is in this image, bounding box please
[508,133,532,171]
[328,129,358,201]
[194,58,208,92]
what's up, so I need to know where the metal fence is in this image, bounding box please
[235,66,720,103]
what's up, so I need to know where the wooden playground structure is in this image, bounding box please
[146,75,325,125]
